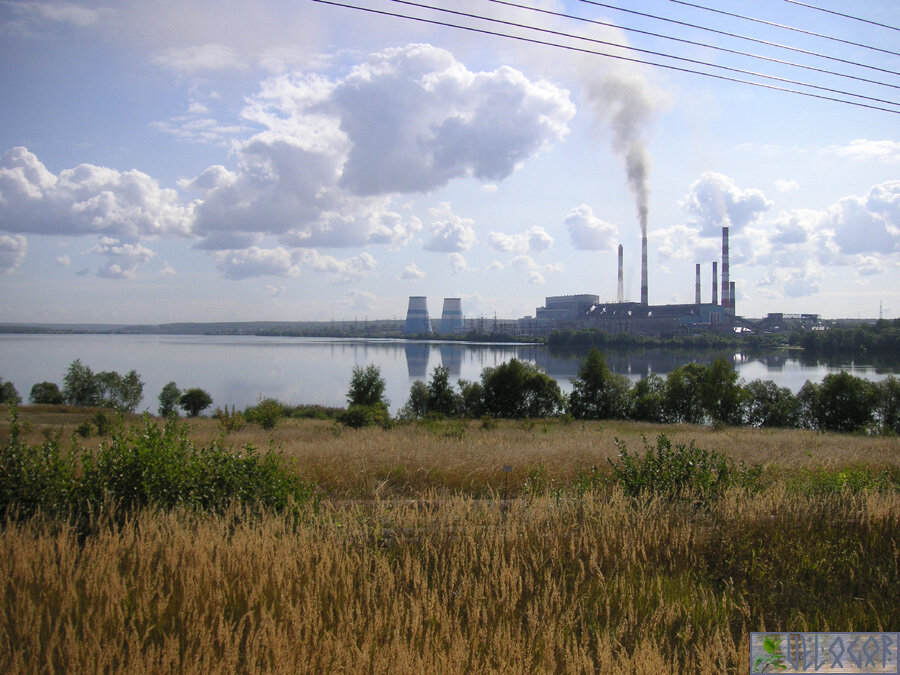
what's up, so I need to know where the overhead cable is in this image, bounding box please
[308,0,900,115]
[780,0,900,33]
[484,0,900,92]
[381,0,900,108]
[574,0,900,77]
[663,0,900,57]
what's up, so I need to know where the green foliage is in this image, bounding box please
[742,380,799,428]
[608,434,760,503]
[784,465,900,496]
[568,348,631,420]
[244,398,286,430]
[63,359,100,407]
[0,405,315,520]
[347,364,388,409]
[340,403,391,429]
[214,406,247,433]
[399,380,429,420]
[663,363,707,424]
[876,375,900,434]
[701,358,744,425]
[61,360,143,412]
[799,318,900,354]
[628,374,666,423]
[286,404,345,420]
[480,359,564,419]
[799,371,876,432]
[399,366,463,419]
[457,379,485,418]
[179,388,213,417]
[29,381,63,405]
[0,378,21,405]
[91,411,112,437]
[157,381,181,417]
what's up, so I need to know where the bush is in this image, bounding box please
[663,363,707,424]
[244,398,286,430]
[800,371,876,432]
[340,403,391,429]
[568,348,631,420]
[608,434,760,503]
[29,381,63,405]
[480,359,564,419]
[742,380,799,428]
[876,375,900,434]
[179,388,213,417]
[628,374,666,423]
[215,406,247,433]
[347,364,388,409]
[0,379,21,405]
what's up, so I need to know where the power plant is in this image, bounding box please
[404,296,432,334]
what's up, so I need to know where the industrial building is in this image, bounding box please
[404,296,432,334]
[440,298,464,334]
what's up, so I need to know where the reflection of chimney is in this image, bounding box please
[641,234,648,306]
[617,244,624,303]
[730,281,736,316]
[695,263,701,305]
[722,226,730,312]
[712,261,718,305]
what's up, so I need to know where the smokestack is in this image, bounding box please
[722,226,730,313]
[730,281,736,316]
[641,233,648,306]
[712,261,718,306]
[617,244,624,303]
[695,264,701,305]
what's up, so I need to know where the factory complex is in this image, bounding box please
[405,226,820,338]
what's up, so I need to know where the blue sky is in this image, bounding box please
[0,0,897,323]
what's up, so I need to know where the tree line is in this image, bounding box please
[346,350,899,435]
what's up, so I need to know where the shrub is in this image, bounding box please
[244,398,286,430]
[340,403,391,429]
[663,363,707,424]
[63,359,100,407]
[158,382,181,417]
[800,371,876,432]
[701,357,744,425]
[480,359,564,419]
[214,406,247,433]
[29,381,63,405]
[876,375,900,434]
[608,434,759,503]
[347,364,388,409]
[628,374,666,423]
[568,348,631,420]
[179,388,213,417]
[0,379,21,405]
[742,380,799,428]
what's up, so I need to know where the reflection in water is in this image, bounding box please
[404,343,430,378]
[439,343,464,377]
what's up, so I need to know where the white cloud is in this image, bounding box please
[511,255,563,284]
[151,44,245,75]
[400,262,425,280]
[54,255,71,267]
[346,289,376,311]
[87,236,155,279]
[265,285,286,297]
[824,180,899,256]
[0,234,27,274]
[488,225,553,254]
[774,179,799,193]
[214,247,376,282]
[423,203,477,252]
[564,205,617,251]
[448,253,469,274]
[820,139,900,163]
[160,261,176,276]
[681,172,772,235]
[0,147,193,238]
[487,260,504,272]
[654,224,718,262]
[5,1,108,28]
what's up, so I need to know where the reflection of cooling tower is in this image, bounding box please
[440,298,464,334]
[617,245,624,303]
[712,262,718,305]
[695,264,701,304]
[404,343,429,378]
[721,227,730,313]
[404,296,432,334]
[641,234,648,306]
[439,343,463,377]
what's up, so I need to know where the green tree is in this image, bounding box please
[427,365,462,416]
[457,379,485,418]
[158,382,181,417]
[347,364,388,408]
[480,359,564,418]
[400,380,429,419]
[179,388,213,417]
[0,378,21,405]
[62,359,100,407]
[663,363,707,424]
[742,380,799,428]
[701,357,744,425]
[814,371,876,432]
[29,381,64,405]
[568,348,631,420]
[629,374,666,423]
[876,375,900,434]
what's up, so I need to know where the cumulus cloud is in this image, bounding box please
[0,234,27,274]
[488,225,553,254]
[160,261,176,276]
[400,262,425,280]
[654,223,718,262]
[820,139,900,163]
[188,44,573,250]
[486,260,504,272]
[87,236,155,279]
[423,203,477,252]
[564,205,618,251]
[265,284,286,297]
[824,181,899,256]
[0,147,193,238]
[511,255,563,284]
[774,179,799,193]
[54,255,71,267]
[214,247,376,283]
[448,253,469,274]
[681,172,772,235]
[151,44,245,74]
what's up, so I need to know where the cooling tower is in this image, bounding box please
[712,261,718,306]
[721,226,730,312]
[440,297,464,334]
[640,234,648,306]
[404,296,432,334]
[695,264,701,305]
[617,245,624,303]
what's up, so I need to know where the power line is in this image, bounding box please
[780,0,900,34]
[309,0,900,115]
[663,0,900,57]
[382,0,900,108]
[484,0,900,92]
[574,0,900,78]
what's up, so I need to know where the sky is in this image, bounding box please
[0,0,898,324]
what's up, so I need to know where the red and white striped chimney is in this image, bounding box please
[721,226,730,313]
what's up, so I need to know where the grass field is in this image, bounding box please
[1,406,899,673]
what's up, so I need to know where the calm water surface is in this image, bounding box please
[1,334,897,413]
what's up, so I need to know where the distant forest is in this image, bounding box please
[796,319,900,354]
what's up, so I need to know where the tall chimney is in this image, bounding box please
[721,226,730,313]
[617,244,624,303]
[712,261,718,306]
[641,233,648,306]
[730,281,736,316]
[695,263,701,305]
